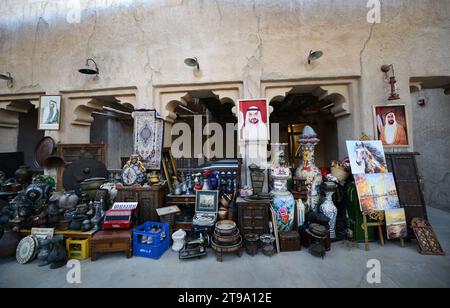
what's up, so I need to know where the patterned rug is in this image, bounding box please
[133,110,164,170]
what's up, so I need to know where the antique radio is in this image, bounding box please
[103,202,138,230]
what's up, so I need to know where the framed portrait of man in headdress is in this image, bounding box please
[238,99,270,141]
[38,95,62,131]
[373,105,409,147]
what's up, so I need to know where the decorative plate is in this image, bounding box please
[122,164,145,186]
[16,236,37,264]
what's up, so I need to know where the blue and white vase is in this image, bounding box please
[320,184,338,239]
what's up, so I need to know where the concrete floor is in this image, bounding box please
[1,206,449,288]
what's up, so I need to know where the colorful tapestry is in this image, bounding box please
[133,110,164,170]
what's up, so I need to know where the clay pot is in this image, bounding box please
[15,166,33,185]
[0,230,20,258]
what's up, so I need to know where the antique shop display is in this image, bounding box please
[295,126,322,211]
[385,208,408,240]
[211,220,243,262]
[320,182,338,240]
[103,202,138,230]
[270,144,295,232]
[172,229,187,252]
[374,105,409,147]
[354,173,400,213]
[122,155,147,186]
[133,110,164,170]
[91,230,133,261]
[133,222,169,260]
[346,141,388,174]
[411,218,445,256]
[238,99,270,141]
[236,197,269,236]
[16,235,38,264]
[38,95,62,131]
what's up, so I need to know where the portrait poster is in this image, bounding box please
[385,208,408,240]
[354,173,401,213]
[38,96,61,131]
[238,99,270,141]
[346,140,388,174]
[373,105,409,147]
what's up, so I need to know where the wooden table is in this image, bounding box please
[20,229,97,240]
[90,230,132,261]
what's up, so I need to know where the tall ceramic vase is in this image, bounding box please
[270,144,295,232]
[295,126,323,212]
[320,182,338,239]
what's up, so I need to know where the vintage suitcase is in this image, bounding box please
[90,230,132,261]
[279,231,301,252]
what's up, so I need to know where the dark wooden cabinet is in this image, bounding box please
[386,153,428,225]
[116,184,167,225]
[236,197,270,236]
[90,230,132,261]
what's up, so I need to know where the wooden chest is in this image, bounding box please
[279,231,301,252]
[90,230,132,261]
[116,184,167,225]
[236,197,269,236]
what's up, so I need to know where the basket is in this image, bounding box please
[66,238,90,260]
[133,222,170,260]
[331,165,350,182]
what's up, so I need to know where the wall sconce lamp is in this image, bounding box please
[184,57,200,71]
[308,50,323,64]
[0,72,14,88]
[79,58,99,76]
[381,64,400,101]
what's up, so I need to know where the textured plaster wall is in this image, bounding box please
[0,0,449,156]
[411,89,450,212]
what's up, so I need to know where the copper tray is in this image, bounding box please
[34,137,56,168]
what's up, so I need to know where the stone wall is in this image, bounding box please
[411,89,450,212]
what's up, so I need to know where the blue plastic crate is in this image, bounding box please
[133,222,170,259]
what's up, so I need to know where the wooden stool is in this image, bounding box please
[90,230,132,261]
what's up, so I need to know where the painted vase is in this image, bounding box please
[320,183,338,239]
[270,144,295,232]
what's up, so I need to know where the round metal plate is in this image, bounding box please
[16,236,37,264]
[34,137,56,168]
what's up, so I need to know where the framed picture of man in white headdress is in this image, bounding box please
[373,105,409,147]
[238,99,270,141]
[38,95,62,131]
